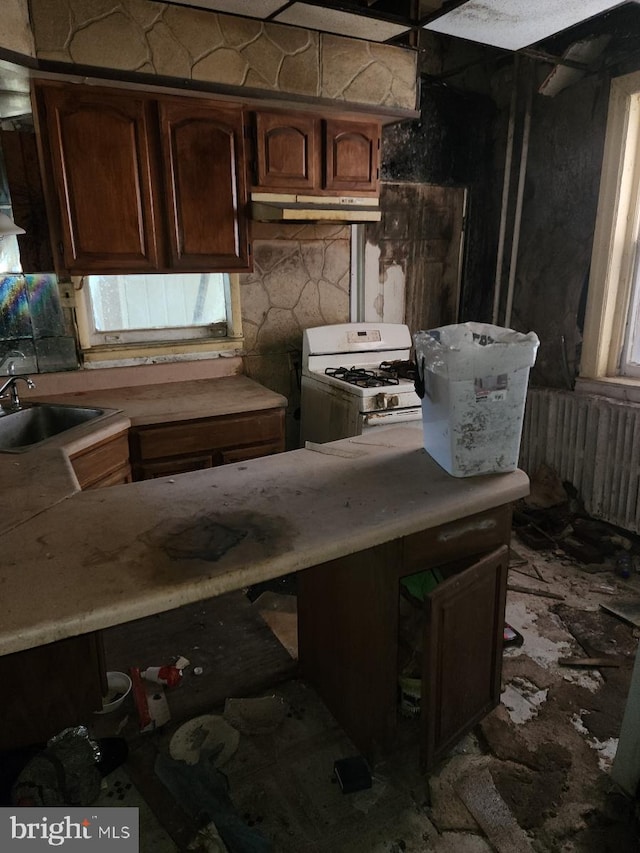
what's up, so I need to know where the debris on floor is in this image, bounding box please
[455,766,535,852]
[155,748,272,852]
[223,696,289,736]
[169,715,239,767]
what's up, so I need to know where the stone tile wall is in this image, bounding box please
[28,0,417,111]
[22,2,417,446]
[243,222,350,447]
[1,0,34,56]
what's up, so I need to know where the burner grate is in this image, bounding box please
[378,360,417,381]
[325,366,400,388]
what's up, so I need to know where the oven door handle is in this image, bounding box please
[363,409,422,427]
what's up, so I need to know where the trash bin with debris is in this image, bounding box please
[413,322,539,477]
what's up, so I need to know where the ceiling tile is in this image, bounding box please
[424,0,624,51]
[165,0,287,18]
[274,3,411,42]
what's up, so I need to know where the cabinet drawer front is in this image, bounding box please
[220,439,284,464]
[133,409,285,460]
[70,431,130,490]
[402,506,512,576]
[134,455,213,479]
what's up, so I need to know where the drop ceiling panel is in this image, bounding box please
[424,0,625,51]
[165,0,286,18]
[274,3,411,42]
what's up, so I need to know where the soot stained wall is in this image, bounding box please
[509,73,610,389]
[382,75,498,325]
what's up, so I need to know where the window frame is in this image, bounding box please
[73,271,243,365]
[580,70,640,386]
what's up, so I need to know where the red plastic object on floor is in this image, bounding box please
[141,665,182,687]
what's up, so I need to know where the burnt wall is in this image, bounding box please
[382,76,497,325]
[508,72,610,389]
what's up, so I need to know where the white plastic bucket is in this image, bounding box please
[413,322,539,477]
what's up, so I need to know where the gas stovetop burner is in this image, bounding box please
[325,366,400,388]
[378,360,418,381]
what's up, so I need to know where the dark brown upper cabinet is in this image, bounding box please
[159,99,248,271]
[324,118,380,193]
[34,81,250,275]
[251,110,380,196]
[253,111,319,191]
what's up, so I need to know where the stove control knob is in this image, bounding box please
[376,393,399,409]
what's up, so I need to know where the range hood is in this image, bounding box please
[250,193,381,223]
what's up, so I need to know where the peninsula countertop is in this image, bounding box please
[1,426,529,657]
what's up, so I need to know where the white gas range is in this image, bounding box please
[300,322,423,445]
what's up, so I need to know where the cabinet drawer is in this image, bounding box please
[70,431,130,490]
[132,409,284,460]
[134,454,213,479]
[402,506,512,576]
[220,438,284,464]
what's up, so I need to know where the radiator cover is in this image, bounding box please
[520,388,640,534]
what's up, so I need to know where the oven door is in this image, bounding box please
[362,408,423,430]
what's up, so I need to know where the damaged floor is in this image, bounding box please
[81,528,640,852]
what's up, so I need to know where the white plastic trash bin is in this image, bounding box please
[413,322,539,477]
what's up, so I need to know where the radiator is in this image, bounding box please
[520,388,640,534]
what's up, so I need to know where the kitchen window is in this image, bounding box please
[75,271,243,361]
[580,69,640,389]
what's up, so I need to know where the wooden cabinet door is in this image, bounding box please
[0,633,105,749]
[253,111,319,191]
[324,118,380,193]
[36,83,161,274]
[159,99,250,271]
[70,430,131,490]
[421,545,510,770]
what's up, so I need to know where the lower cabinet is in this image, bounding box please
[0,433,133,750]
[0,633,106,750]
[297,505,512,770]
[69,430,132,489]
[128,408,285,480]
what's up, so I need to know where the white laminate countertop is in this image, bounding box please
[0,375,287,536]
[32,375,288,426]
[0,426,529,656]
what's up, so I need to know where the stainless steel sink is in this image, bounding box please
[0,403,108,452]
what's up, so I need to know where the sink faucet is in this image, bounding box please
[0,350,26,375]
[0,375,35,412]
